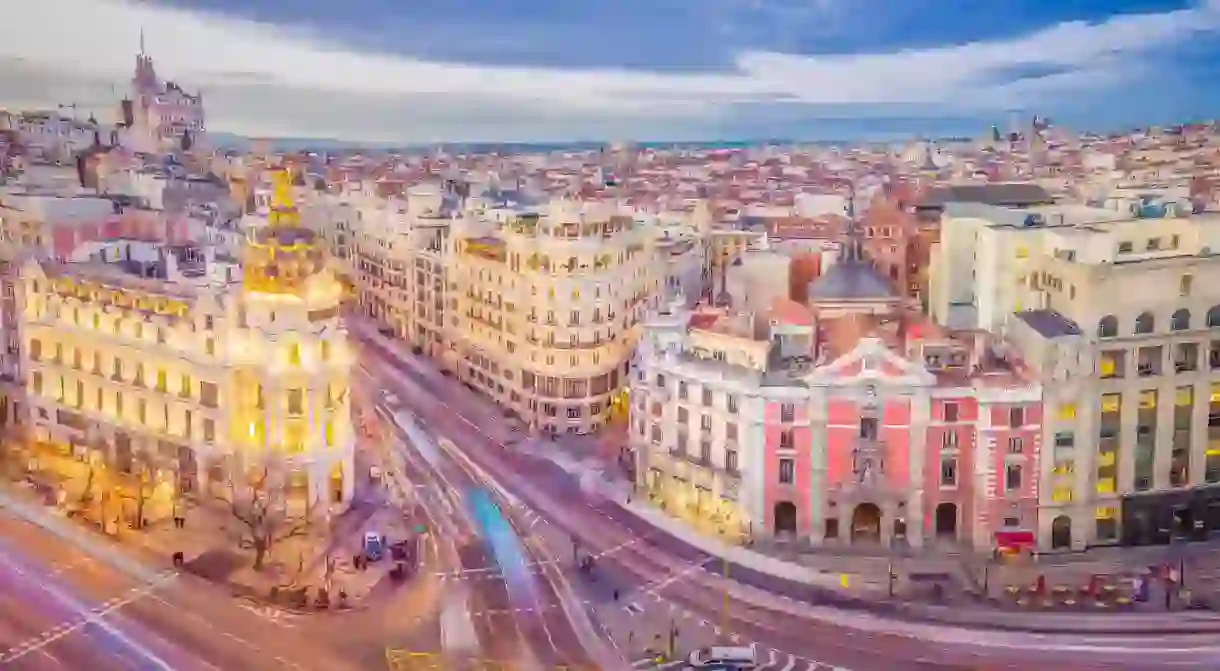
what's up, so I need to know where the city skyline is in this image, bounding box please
[1,0,1218,144]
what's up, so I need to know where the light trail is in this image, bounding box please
[0,537,178,668]
[0,490,166,585]
[467,487,538,608]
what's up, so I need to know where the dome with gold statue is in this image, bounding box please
[243,168,328,295]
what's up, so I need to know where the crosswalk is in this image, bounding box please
[630,646,851,670]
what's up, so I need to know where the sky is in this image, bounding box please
[0,0,1217,144]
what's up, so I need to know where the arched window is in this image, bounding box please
[1171,309,1191,331]
[1134,311,1155,335]
[1097,315,1118,338]
[1207,305,1220,328]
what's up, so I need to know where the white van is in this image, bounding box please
[688,644,757,668]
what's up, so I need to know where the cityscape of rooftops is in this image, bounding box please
[0,1,1219,670]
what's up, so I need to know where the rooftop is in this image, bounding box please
[1014,309,1082,338]
[806,259,896,301]
[918,183,1055,209]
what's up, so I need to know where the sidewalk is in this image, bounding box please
[530,442,1220,633]
[3,457,405,613]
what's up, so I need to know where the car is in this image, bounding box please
[688,645,757,668]
[363,531,386,561]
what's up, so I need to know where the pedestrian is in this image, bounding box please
[613,589,619,601]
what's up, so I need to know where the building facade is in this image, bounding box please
[935,198,1220,547]
[631,299,1044,550]
[446,199,662,434]
[18,170,354,513]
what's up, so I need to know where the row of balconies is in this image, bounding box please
[1098,342,1220,379]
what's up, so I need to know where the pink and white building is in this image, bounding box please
[631,293,1045,551]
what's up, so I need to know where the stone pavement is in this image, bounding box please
[1,447,411,612]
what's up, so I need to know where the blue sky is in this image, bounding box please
[1,0,1217,142]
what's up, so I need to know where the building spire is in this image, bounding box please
[139,27,146,57]
[841,181,863,263]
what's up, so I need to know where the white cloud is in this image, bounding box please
[0,0,1215,142]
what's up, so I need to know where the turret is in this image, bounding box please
[242,168,327,295]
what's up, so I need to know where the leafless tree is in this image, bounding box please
[119,452,159,530]
[218,458,309,571]
[79,457,100,504]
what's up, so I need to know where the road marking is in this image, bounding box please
[364,343,865,671]
[236,602,299,627]
[0,569,178,664]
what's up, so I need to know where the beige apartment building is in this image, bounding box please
[935,203,1220,548]
[445,199,662,434]
[330,184,451,352]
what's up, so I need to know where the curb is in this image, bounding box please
[592,489,1220,636]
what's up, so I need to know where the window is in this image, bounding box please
[200,381,218,408]
[781,403,795,422]
[1098,315,1118,338]
[1134,311,1154,335]
[1008,407,1024,428]
[727,395,738,414]
[288,389,303,415]
[1057,403,1077,421]
[1181,274,1194,297]
[941,430,958,450]
[940,458,957,486]
[778,458,795,484]
[1171,308,1191,331]
[779,429,794,448]
[1007,437,1023,454]
[725,449,738,473]
[944,402,959,423]
[860,417,878,440]
[700,414,712,430]
[678,381,688,400]
[701,388,713,406]
[1005,464,1022,491]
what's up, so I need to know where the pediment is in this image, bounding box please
[806,337,936,386]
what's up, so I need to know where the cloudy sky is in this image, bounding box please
[0,0,1217,143]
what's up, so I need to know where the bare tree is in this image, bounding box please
[79,457,100,504]
[218,459,309,571]
[119,452,159,530]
